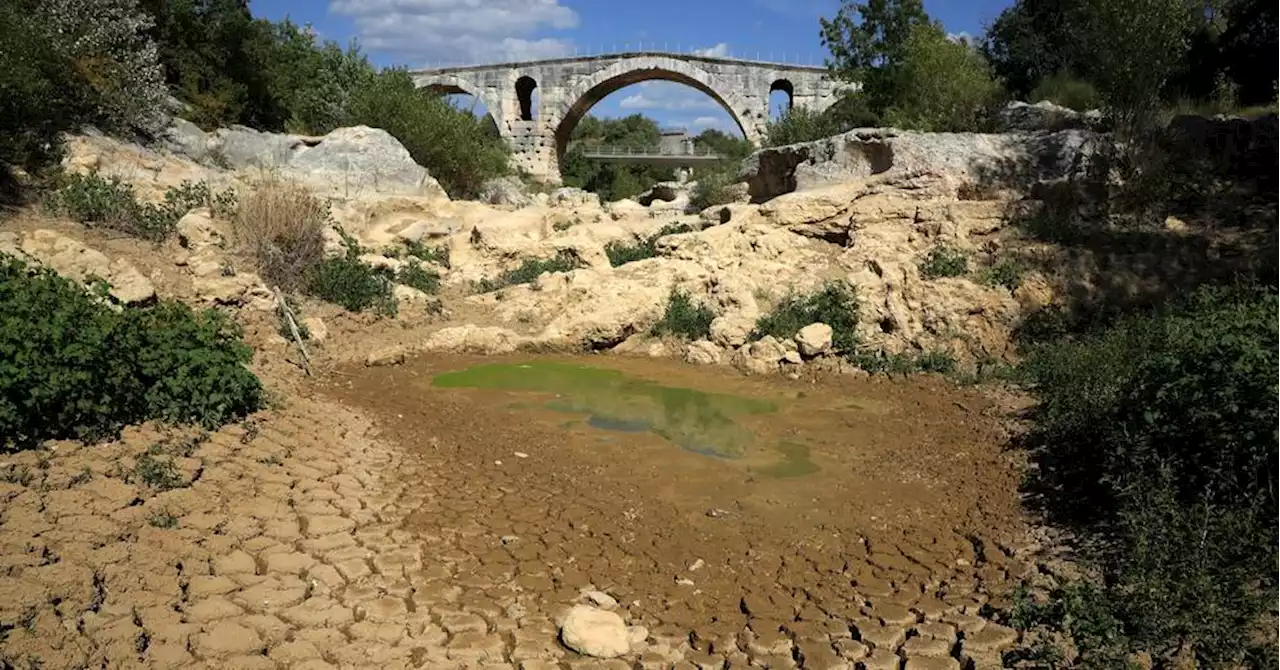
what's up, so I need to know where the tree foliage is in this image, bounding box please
[820,0,932,111]
[560,115,677,202]
[882,24,1002,131]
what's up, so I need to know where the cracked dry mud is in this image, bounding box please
[0,354,1034,669]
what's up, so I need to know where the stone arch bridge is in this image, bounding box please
[411,52,840,181]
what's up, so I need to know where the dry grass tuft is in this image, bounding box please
[232,174,329,291]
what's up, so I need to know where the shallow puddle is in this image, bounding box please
[433,360,784,461]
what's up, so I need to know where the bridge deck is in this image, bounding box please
[411,50,828,75]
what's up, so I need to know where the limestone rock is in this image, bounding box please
[17,229,156,305]
[683,340,723,366]
[176,209,228,252]
[421,325,523,355]
[366,346,408,367]
[301,317,328,343]
[478,176,533,208]
[997,100,1105,133]
[549,187,600,209]
[741,126,1103,201]
[709,314,756,349]
[795,323,833,357]
[283,126,448,199]
[559,605,630,658]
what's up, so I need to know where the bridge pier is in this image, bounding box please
[413,52,843,183]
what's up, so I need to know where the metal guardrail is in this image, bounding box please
[578,145,722,159]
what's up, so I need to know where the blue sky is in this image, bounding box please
[250,0,1013,135]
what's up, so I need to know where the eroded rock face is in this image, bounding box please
[740,126,1104,202]
[10,230,156,305]
[559,605,630,658]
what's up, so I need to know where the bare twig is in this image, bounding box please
[273,288,312,376]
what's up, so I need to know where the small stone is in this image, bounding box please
[584,590,619,610]
[366,346,407,366]
[301,317,328,343]
[783,350,803,364]
[795,322,833,356]
[559,605,630,658]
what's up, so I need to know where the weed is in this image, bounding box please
[2,465,33,486]
[396,263,441,294]
[977,258,1027,290]
[850,350,957,375]
[131,453,186,491]
[651,289,716,340]
[67,467,93,487]
[918,244,970,279]
[232,174,329,291]
[1,256,262,449]
[304,232,397,315]
[404,240,451,268]
[44,174,233,242]
[148,509,179,529]
[605,222,694,267]
[752,281,860,354]
[475,250,582,293]
[258,454,283,466]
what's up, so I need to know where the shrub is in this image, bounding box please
[395,263,440,294]
[604,222,694,267]
[1020,284,1278,664]
[850,349,957,375]
[765,106,845,147]
[752,281,860,354]
[475,250,581,293]
[651,289,716,340]
[44,174,227,242]
[882,23,1003,132]
[977,258,1027,290]
[0,256,262,449]
[232,175,329,290]
[305,254,396,315]
[343,69,510,199]
[1030,71,1102,111]
[918,244,970,278]
[404,239,451,268]
[688,168,740,211]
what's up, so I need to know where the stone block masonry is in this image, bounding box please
[413,52,845,181]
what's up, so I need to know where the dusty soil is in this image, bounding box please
[1,349,1034,669]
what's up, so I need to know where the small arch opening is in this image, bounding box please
[769,79,794,121]
[516,76,538,121]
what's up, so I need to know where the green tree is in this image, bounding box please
[820,0,932,110]
[1078,0,1197,130]
[982,0,1089,99]
[342,69,510,199]
[560,114,676,201]
[882,24,1002,131]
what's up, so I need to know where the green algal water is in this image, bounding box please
[432,361,777,458]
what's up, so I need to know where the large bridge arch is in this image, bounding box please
[550,57,764,166]
[413,73,506,136]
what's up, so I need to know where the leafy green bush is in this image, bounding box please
[688,167,741,211]
[396,263,440,294]
[475,251,582,293]
[919,244,970,279]
[45,174,229,242]
[850,350,957,375]
[1020,285,1278,664]
[651,289,716,340]
[882,23,1002,132]
[1030,71,1102,111]
[765,106,845,147]
[752,282,861,354]
[604,222,694,267]
[0,256,263,449]
[305,255,396,315]
[977,258,1027,290]
[342,69,510,199]
[404,240,451,268]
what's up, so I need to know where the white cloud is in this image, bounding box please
[692,42,731,58]
[329,0,579,64]
[947,31,976,45]
[616,81,719,112]
[690,115,727,130]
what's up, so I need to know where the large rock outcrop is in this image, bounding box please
[0,230,156,305]
[740,127,1103,202]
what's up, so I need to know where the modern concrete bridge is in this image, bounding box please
[411,52,841,181]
